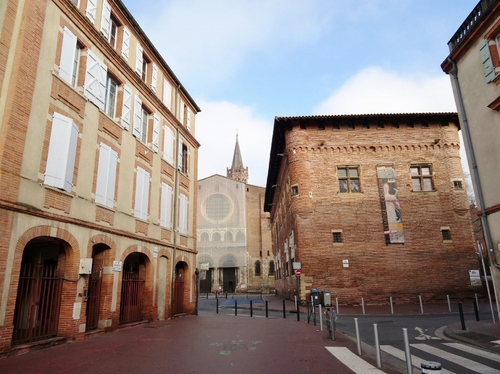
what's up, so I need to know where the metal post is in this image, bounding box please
[336,297,339,315]
[235,300,238,316]
[250,300,253,317]
[403,328,413,374]
[330,310,335,341]
[195,268,199,316]
[374,323,381,368]
[458,302,466,330]
[473,299,480,321]
[297,297,300,321]
[354,318,361,355]
[475,293,479,312]
[390,296,394,315]
[283,299,286,319]
[447,295,451,313]
[419,295,424,314]
[319,304,323,331]
[265,300,268,318]
[216,298,219,314]
[361,297,365,315]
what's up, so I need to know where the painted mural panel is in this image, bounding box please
[377,165,405,244]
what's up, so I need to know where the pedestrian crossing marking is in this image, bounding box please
[380,345,456,374]
[443,342,500,363]
[325,347,385,373]
[411,343,499,374]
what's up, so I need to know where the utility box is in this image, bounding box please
[310,288,320,306]
[322,290,332,307]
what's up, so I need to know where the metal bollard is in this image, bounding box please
[374,323,381,368]
[473,299,480,321]
[421,361,442,373]
[458,302,466,330]
[250,300,253,317]
[283,300,286,319]
[235,300,237,316]
[266,301,268,318]
[403,328,413,374]
[216,298,219,314]
[354,318,361,355]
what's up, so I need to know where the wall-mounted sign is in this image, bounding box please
[112,260,122,272]
[469,269,481,286]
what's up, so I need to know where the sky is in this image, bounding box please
[121,0,477,187]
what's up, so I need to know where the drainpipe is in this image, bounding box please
[170,85,181,317]
[447,57,499,269]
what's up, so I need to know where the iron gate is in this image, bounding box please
[85,269,102,331]
[12,261,63,345]
[119,269,145,324]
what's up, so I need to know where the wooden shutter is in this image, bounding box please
[95,143,117,207]
[133,96,142,138]
[44,112,78,192]
[160,182,172,228]
[121,85,132,130]
[100,1,111,40]
[59,27,77,85]
[84,50,107,110]
[121,27,131,60]
[86,0,97,24]
[480,40,495,83]
[163,126,174,164]
[152,114,160,152]
[151,63,158,92]
[136,44,143,76]
[163,79,172,109]
[186,108,191,131]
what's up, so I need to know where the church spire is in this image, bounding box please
[227,133,248,183]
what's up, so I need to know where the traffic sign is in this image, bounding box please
[295,269,301,276]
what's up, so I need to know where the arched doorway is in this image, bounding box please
[173,262,187,315]
[86,244,109,331]
[119,253,147,324]
[12,237,66,345]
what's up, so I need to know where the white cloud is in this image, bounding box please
[313,66,457,115]
[195,101,273,187]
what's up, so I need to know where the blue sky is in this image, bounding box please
[122,0,476,187]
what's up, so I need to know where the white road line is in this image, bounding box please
[380,345,456,374]
[325,347,385,373]
[412,343,499,374]
[443,342,500,363]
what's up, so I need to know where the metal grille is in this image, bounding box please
[13,262,63,345]
[85,270,102,331]
[119,270,145,324]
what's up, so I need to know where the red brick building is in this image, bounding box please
[264,113,479,305]
[0,0,199,354]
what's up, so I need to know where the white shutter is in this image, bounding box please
[84,50,107,110]
[133,96,142,138]
[86,0,97,24]
[100,1,111,40]
[59,27,77,85]
[136,44,143,76]
[179,194,188,235]
[480,40,495,83]
[44,112,78,192]
[141,169,150,220]
[121,26,131,60]
[152,114,160,152]
[134,167,144,219]
[162,126,174,165]
[121,85,132,130]
[177,137,183,171]
[179,100,184,124]
[160,182,172,228]
[163,79,172,110]
[186,108,191,131]
[151,63,158,92]
[95,143,117,207]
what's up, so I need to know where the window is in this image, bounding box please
[162,125,174,164]
[255,261,261,276]
[269,261,275,276]
[134,167,150,220]
[109,17,118,48]
[135,44,150,83]
[338,166,360,193]
[160,182,172,228]
[104,75,117,118]
[95,143,117,207]
[441,227,452,241]
[453,180,463,190]
[44,112,79,192]
[163,79,172,110]
[410,164,433,191]
[100,2,118,49]
[177,139,189,174]
[332,231,343,244]
[59,27,81,87]
[133,96,149,143]
[179,194,189,235]
[291,185,298,196]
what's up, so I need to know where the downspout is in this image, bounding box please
[170,85,181,317]
[447,57,500,269]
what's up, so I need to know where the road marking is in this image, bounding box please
[412,343,499,374]
[380,345,456,374]
[443,342,500,363]
[325,347,385,373]
[415,326,441,340]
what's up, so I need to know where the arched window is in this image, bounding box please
[212,232,221,242]
[200,232,209,242]
[254,260,261,276]
[269,260,275,276]
[224,231,233,242]
[236,231,245,242]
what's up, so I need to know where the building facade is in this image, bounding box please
[264,113,479,305]
[197,138,274,293]
[441,0,500,320]
[0,0,199,353]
